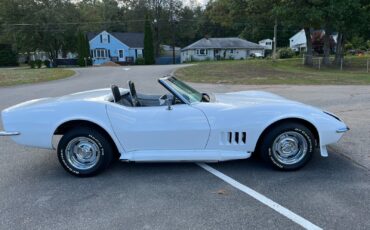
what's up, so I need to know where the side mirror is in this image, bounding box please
[165,94,174,110]
[202,93,210,102]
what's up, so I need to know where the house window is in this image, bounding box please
[119,50,124,58]
[108,35,110,43]
[94,49,108,58]
[102,34,109,43]
[137,49,143,58]
[230,49,234,53]
[196,49,207,55]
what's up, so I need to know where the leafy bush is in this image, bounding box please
[44,60,51,68]
[77,57,92,67]
[135,57,145,65]
[35,59,42,68]
[29,60,36,69]
[278,48,294,59]
[345,43,353,51]
[77,58,85,67]
[0,44,18,67]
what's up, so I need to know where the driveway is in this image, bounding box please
[0,65,369,230]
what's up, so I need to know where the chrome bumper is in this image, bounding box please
[336,127,350,133]
[0,131,20,136]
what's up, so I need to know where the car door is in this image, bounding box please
[106,103,210,152]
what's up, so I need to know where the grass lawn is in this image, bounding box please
[0,68,75,87]
[175,58,370,85]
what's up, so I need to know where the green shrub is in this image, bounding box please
[35,59,42,68]
[278,48,294,59]
[77,57,92,67]
[44,60,51,68]
[135,57,145,65]
[0,44,18,67]
[345,43,353,51]
[29,60,36,69]
[77,57,85,67]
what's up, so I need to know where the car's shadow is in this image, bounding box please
[3,147,370,230]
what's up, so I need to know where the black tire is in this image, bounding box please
[259,122,315,171]
[57,127,113,177]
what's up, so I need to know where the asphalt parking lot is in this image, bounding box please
[0,65,369,230]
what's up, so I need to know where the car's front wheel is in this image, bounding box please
[259,122,315,170]
[57,127,113,177]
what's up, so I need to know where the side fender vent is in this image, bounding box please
[222,131,247,145]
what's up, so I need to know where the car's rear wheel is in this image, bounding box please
[57,127,113,177]
[259,122,315,170]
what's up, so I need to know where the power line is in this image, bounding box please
[0,19,304,32]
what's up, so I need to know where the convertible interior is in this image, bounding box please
[111,81,179,107]
[110,78,210,107]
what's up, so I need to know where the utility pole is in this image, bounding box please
[170,0,176,64]
[273,17,277,60]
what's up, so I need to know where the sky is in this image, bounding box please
[187,0,209,6]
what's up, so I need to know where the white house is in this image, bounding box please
[160,45,181,56]
[181,37,265,63]
[259,39,273,50]
[290,29,339,52]
[18,50,77,64]
[290,29,307,52]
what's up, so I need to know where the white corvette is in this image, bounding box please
[0,76,349,176]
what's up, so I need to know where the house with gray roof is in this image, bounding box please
[181,37,265,63]
[88,31,144,65]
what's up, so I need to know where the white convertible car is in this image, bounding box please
[0,76,349,177]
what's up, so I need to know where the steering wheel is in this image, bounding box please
[111,85,121,103]
[128,80,140,107]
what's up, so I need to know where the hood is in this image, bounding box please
[214,91,301,106]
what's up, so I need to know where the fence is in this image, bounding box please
[55,58,78,66]
[155,56,181,65]
[303,55,370,73]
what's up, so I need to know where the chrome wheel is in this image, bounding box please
[65,137,101,170]
[272,131,308,165]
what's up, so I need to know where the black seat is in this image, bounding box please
[128,81,141,107]
[111,85,121,103]
[111,85,135,107]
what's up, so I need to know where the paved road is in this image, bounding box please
[0,65,369,230]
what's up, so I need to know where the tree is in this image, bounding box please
[331,0,365,65]
[144,15,155,65]
[77,31,91,67]
[275,0,324,66]
[0,44,18,66]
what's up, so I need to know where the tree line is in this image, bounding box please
[204,0,369,66]
[0,0,369,67]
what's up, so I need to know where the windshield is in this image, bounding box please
[162,77,202,103]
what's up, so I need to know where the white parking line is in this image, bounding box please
[197,163,322,230]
